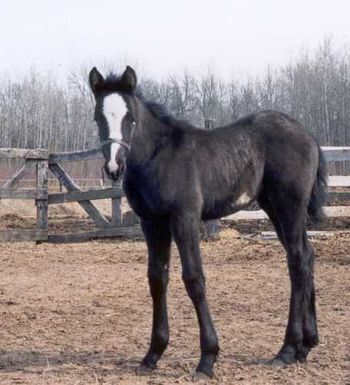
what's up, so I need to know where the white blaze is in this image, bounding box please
[103,93,127,172]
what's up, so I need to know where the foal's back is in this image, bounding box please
[179,110,319,220]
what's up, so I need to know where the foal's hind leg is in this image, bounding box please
[299,235,319,353]
[275,227,318,364]
[259,195,318,364]
[258,194,286,248]
[139,219,172,371]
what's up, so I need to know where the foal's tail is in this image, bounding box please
[308,146,328,224]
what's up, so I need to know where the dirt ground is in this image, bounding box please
[0,228,349,385]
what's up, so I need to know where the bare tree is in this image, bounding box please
[2,38,350,178]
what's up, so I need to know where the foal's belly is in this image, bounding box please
[123,167,260,222]
[202,191,254,220]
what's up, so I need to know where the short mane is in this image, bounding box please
[138,92,195,130]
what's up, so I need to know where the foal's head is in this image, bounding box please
[89,66,137,181]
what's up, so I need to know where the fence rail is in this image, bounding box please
[321,146,350,162]
[1,146,350,243]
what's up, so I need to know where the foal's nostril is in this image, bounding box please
[117,158,125,173]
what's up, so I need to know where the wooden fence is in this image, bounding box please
[0,147,142,243]
[1,146,350,243]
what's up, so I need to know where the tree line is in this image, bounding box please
[0,39,349,177]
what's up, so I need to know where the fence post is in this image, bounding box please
[203,119,220,240]
[111,180,122,226]
[35,159,49,243]
[204,119,214,130]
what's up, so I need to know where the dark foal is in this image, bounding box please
[89,66,327,378]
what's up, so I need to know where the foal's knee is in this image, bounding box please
[149,278,168,300]
[148,266,169,298]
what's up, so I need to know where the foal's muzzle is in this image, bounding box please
[104,159,125,181]
[100,138,130,181]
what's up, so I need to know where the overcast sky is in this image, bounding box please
[1,0,350,81]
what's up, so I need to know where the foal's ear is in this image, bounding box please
[89,67,104,94]
[120,66,137,93]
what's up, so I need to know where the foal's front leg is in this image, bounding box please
[139,219,172,371]
[171,213,219,378]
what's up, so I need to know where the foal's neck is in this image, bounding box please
[128,98,171,162]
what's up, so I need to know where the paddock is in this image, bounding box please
[0,224,348,384]
[0,146,349,384]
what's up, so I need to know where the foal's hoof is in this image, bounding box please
[270,355,297,367]
[269,358,288,367]
[136,363,155,375]
[192,370,212,382]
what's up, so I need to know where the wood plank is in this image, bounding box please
[111,181,122,226]
[47,226,143,243]
[223,205,350,221]
[49,148,103,163]
[48,187,124,204]
[0,148,48,159]
[49,162,112,229]
[323,205,350,217]
[46,147,350,164]
[0,189,37,199]
[35,160,49,242]
[322,146,350,162]
[322,146,350,150]
[0,146,347,162]
[259,230,350,240]
[327,191,350,202]
[0,229,47,242]
[327,176,350,187]
[47,146,350,164]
